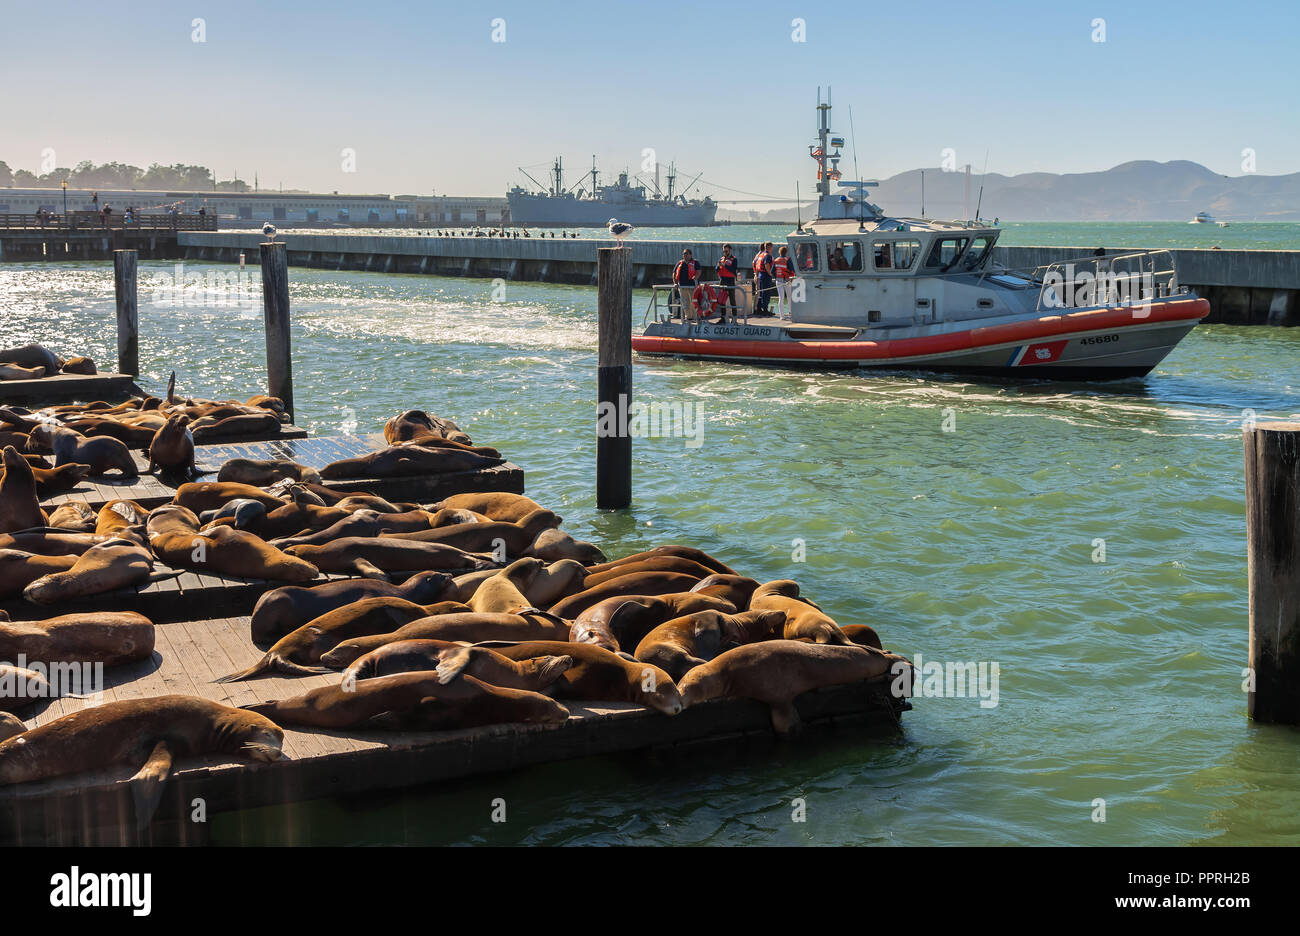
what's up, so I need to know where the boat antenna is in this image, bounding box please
[796,181,802,232]
[974,148,989,223]
[849,105,864,231]
[921,169,925,218]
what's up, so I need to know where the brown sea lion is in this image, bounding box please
[449,557,584,606]
[269,509,436,548]
[0,713,24,743]
[173,481,286,515]
[0,662,51,711]
[0,363,45,380]
[0,612,154,666]
[381,509,561,556]
[749,580,849,645]
[189,411,283,443]
[212,500,348,540]
[0,446,44,535]
[146,414,196,476]
[547,572,706,621]
[569,592,740,653]
[249,571,455,645]
[839,624,884,650]
[319,444,502,480]
[428,492,543,523]
[467,558,544,613]
[490,641,683,716]
[677,641,906,734]
[22,538,164,605]
[428,507,490,527]
[47,502,97,532]
[27,425,137,478]
[95,499,150,536]
[586,545,738,578]
[525,527,607,565]
[0,343,63,372]
[217,457,322,486]
[689,573,762,610]
[383,410,473,445]
[0,530,107,556]
[220,598,469,681]
[25,462,93,498]
[343,639,573,691]
[59,356,97,375]
[634,609,788,681]
[147,504,320,582]
[284,538,494,580]
[66,417,158,449]
[321,612,571,668]
[581,556,717,589]
[0,695,283,828]
[0,551,78,599]
[242,672,568,731]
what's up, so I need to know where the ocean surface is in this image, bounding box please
[3,257,1300,846]
[228,220,1300,251]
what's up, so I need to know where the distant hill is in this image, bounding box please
[716,161,1300,223]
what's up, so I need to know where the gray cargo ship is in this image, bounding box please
[506,157,717,227]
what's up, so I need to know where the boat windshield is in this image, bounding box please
[923,236,970,270]
[959,235,996,271]
[874,238,922,271]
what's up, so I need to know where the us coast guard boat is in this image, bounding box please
[632,95,1209,380]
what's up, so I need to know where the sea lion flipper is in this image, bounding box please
[435,647,474,685]
[768,702,801,737]
[129,740,174,830]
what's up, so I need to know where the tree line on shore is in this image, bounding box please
[0,160,252,192]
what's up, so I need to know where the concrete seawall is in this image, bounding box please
[177,232,1300,326]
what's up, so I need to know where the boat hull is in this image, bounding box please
[633,298,1209,380]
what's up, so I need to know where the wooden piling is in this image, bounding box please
[596,246,632,509]
[113,249,138,376]
[1245,421,1300,723]
[259,241,295,422]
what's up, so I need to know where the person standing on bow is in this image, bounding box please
[673,248,701,320]
[715,244,739,323]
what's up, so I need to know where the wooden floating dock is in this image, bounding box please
[0,372,140,404]
[0,610,906,844]
[38,433,524,511]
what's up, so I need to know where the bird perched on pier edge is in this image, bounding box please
[607,217,633,247]
[262,222,277,243]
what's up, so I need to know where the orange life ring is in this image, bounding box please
[692,283,718,317]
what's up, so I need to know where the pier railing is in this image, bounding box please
[0,212,219,232]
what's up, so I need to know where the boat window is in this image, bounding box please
[923,237,970,270]
[794,241,820,272]
[875,239,921,271]
[961,235,996,271]
[827,240,863,272]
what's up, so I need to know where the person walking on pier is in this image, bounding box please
[715,244,739,322]
[673,248,700,319]
[752,242,775,317]
[773,245,794,316]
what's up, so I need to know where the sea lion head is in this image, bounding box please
[211,707,285,762]
[520,653,576,686]
[634,662,683,716]
[723,609,786,646]
[2,445,27,472]
[502,556,545,587]
[751,579,800,601]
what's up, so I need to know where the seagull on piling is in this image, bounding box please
[607,217,633,247]
[262,222,277,243]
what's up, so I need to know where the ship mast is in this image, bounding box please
[589,156,598,201]
[552,157,564,196]
[815,87,831,197]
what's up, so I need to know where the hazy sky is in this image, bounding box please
[2,0,1296,202]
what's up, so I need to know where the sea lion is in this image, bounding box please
[198,498,268,530]
[95,499,150,536]
[490,641,683,716]
[689,573,762,610]
[569,592,739,653]
[0,551,78,599]
[319,444,502,480]
[321,612,571,668]
[0,530,107,556]
[547,572,706,621]
[209,500,346,540]
[283,537,495,580]
[634,609,788,681]
[525,527,607,565]
[586,545,738,578]
[66,417,157,449]
[146,414,196,477]
[839,624,884,650]
[217,457,322,486]
[0,663,51,711]
[270,509,436,548]
[147,504,320,582]
[22,538,164,605]
[25,462,93,498]
[343,639,574,691]
[219,598,469,681]
[0,695,283,828]
[580,556,717,589]
[0,363,44,380]
[242,673,569,731]
[384,410,472,446]
[381,509,561,557]
[189,412,284,443]
[677,641,906,734]
[428,492,543,523]
[249,571,455,645]
[0,343,63,373]
[173,481,286,515]
[450,558,585,607]
[27,424,137,478]
[0,446,44,535]
[0,612,154,666]
[60,356,97,375]
[749,580,849,645]
[428,507,490,527]
[468,558,544,614]
[47,502,97,532]
[0,713,24,743]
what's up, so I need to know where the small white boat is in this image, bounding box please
[1191,211,1215,223]
[1216,220,1230,228]
[634,92,1208,381]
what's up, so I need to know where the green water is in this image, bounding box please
[4,260,1300,846]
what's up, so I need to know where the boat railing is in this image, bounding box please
[974,249,1185,314]
[643,281,759,326]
